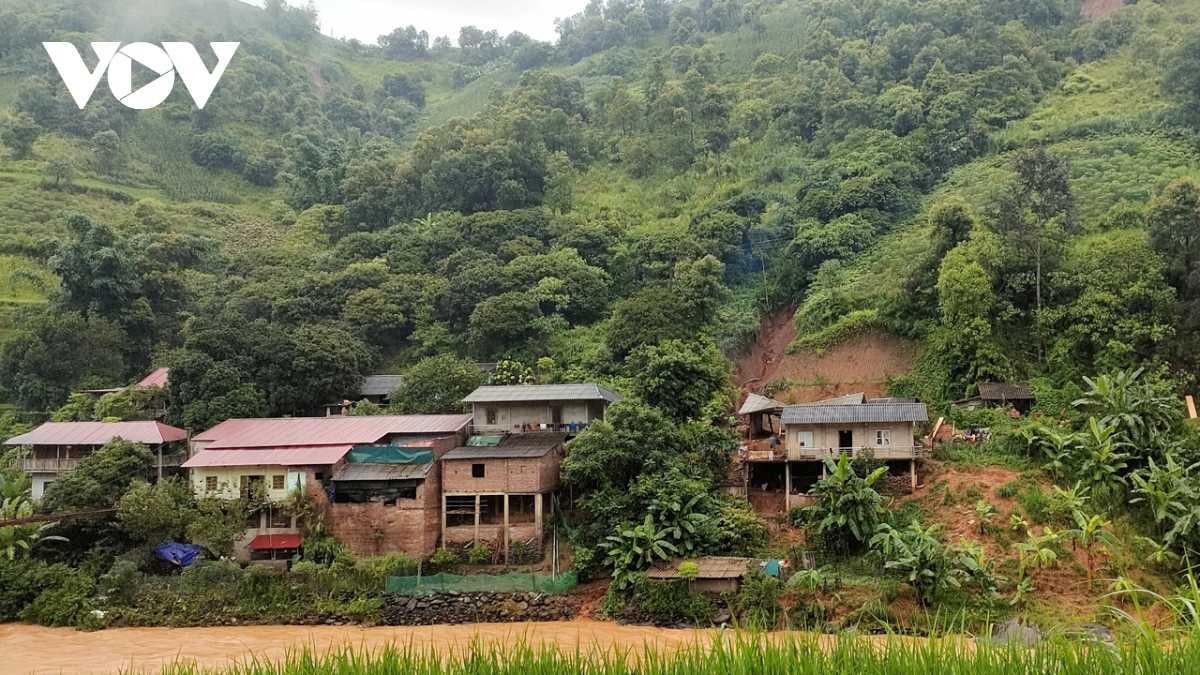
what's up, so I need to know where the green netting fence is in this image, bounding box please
[386,571,578,595]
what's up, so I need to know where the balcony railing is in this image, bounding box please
[471,422,593,435]
[786,446,923,461]
[19,458,81,473]
[16,452,187,474]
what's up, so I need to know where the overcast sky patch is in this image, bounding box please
[297,0,592,44]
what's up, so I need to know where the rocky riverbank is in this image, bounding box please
[381,591,582,626]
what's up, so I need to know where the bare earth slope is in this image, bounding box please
[734,313,919,403]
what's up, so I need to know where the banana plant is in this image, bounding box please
[603,514,679,590]
[1076,417,1130,493]
[0,474,65,560]
[649,493,713,554]
[1069,510,1119,590]
[974,500,996,535]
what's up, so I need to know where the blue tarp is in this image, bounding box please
[156,542,204,567]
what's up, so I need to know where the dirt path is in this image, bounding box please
[0,621,729,675]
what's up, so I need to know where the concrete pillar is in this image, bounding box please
[441,494,448,549]
[503,493,510,565]
[474,494,481,545]
[910,459,917,493]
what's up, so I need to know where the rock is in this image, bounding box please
[712,610,731,625]
[1066,623,1115,644]
[616,619,628,627]
[823,623,838,634]
[991,618,1042,647]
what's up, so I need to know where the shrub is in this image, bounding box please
[96,559,141,607]
[429,547,458,570]
[353,553,418,592]
[632,577,715,625]
[181,559,243,597]
[22,565,95,627]
[238,565,285,606]
[469,543,494,565]
[1019,486,1052,524]
[996,481,1021,499]
[735,569,782,631]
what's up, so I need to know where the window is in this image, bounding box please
[272,475,285,490]
[876,430,891,446]
[486,408,498,425]
[796,431,813,448]
[269,508,291,529]
[472,463,486,478]
[205,476,218,492]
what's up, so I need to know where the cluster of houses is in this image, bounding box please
[8,367,978,566]
[6,380,623,564]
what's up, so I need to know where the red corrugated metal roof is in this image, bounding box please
[138,367,169,388]
[182,445,353,468]
[4,421,187,447]
[193,415,471,448]
[249,533,301,550]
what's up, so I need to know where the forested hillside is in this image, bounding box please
[4,0,1181,422]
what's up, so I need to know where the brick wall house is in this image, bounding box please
[324,435,460,559]
[440,434,565,563]
[184,414,471,562]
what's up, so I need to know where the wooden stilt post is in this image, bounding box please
[503,493,510,565]
[474,494,480,546]
[784,460,791,512]
[910,459,917,493]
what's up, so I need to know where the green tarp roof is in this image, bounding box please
[346,445,434,464]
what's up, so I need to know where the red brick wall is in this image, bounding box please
[321,437,461,560]
[441,453,562,495]
[326,479,441,559]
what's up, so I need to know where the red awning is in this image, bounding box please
[248,534,302,550]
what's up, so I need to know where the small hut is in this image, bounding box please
[646,557,755,594]
[738,394,787,439]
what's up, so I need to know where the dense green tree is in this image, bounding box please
[467,291,547,359]
[91,130,120,174]
[42,439,155,514]
[48,214,142,321]
[116,478,196,545]
[626,340,730,423]
[1,113,39,159]
[0,312,126,411]
[389,354,487,414]
[987,148,1076,315]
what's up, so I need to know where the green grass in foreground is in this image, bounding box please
[150,632,1200,675]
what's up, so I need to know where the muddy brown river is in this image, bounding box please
[0,621,725,674]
